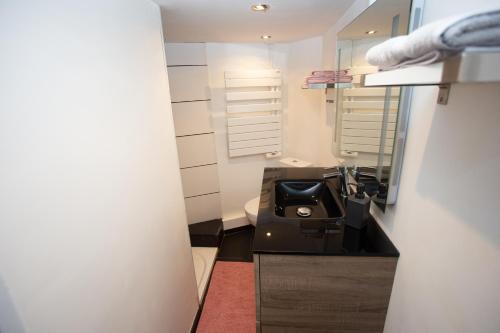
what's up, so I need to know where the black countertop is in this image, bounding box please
[252,167,399,257]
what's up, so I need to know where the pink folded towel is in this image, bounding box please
[304,69,352,85]
[311,69,350,76]
[305,75,352,84]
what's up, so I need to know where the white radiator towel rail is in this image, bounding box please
[339,68,400,156]
[224,69,282,157]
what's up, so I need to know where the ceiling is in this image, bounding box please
[155,0,355,43]
[338,0,412,40]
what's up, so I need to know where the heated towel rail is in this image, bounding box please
[339,83,400,157]
[224,70,282,157]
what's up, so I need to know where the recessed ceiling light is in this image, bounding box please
[366,30,377,35]
[261,35,272,40]
[251,4,270,12]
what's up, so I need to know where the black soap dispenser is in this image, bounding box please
[345,183,371,230]
[372,183,388,206]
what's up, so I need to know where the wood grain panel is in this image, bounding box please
[262,324,358,333]
[254,254,262,333]
[258,254,397,333]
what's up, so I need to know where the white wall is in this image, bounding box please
[322,0,374,70]
[377,83,500,333]
[206,43,279,228]
[373,1,500,332]
[277,37,329,165]
[326,0,500,332]
[0,1,199,332]
[273,37,341,167]
[206,41,329,228]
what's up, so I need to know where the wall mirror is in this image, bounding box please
[333,0,421,211]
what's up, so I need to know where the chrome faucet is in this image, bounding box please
[352,165,378,181]
[323,166,350,198]
[322,168,341,179]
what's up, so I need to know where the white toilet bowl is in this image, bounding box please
[244,196,260,226]
[244,157,313,226]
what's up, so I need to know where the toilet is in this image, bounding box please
[244,157,313,226]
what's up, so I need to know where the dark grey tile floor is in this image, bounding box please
[217,226,255,262]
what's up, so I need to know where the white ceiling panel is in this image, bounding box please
[155,0,355,42]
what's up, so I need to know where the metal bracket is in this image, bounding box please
[437,84,450,105]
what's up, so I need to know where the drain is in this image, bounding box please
[296,206,312,217]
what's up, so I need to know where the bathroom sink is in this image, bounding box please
[274,180,344,220]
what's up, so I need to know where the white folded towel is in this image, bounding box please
[366,7,500,70]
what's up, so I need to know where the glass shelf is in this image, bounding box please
[302,82,352,89]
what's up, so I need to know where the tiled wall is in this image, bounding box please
[166,43,222,224]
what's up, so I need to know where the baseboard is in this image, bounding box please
[224,224,255,235]
[190,304,202,333]
[222,214,249,230]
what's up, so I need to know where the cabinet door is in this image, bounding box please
[184,192,221,224]
[165,43,206,66]
[180,164,219,198]
[259,255,397,332]
[168,66,209,102]
[176,133,217,168]
[172,100,212,136]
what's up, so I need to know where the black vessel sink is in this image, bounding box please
[274,180,344,220]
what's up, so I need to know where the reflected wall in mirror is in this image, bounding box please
[334,0,414,211]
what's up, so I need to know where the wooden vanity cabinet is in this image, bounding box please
[254,254,397,333]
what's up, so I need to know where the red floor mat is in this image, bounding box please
[197,261,255,333]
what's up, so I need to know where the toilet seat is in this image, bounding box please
[244,196,260,226]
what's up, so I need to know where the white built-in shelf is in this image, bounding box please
[302,82,352,90]
[363,48,500,87]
